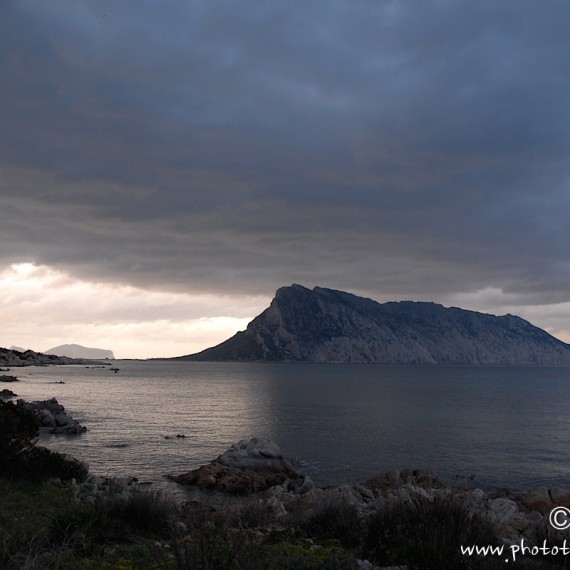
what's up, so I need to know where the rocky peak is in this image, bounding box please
[179,285,570,364]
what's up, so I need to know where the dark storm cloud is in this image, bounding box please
[2,0,570,302]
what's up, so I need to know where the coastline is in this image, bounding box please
[7,361,570,493]
[3,394,570,568]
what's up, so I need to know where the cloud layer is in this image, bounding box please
[2,1,570,355]
[0,263,263,358]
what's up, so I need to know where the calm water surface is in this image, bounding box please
[9,362,570,494]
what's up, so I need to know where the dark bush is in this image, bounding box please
[48,490,176,557]
[48,504,103,557]
[103,492,175,538]
[301,499,362,549]
[11,446,89,482]
[0,400,39,463]
[364,494,500,569]
[1,400,88,482]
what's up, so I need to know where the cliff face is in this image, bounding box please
[180,284,570,364]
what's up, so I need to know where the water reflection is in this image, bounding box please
[11,362,570,491]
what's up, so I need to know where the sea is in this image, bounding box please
[8,361,570,496]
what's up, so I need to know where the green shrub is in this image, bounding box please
[166,528,265,570]
[262,541,356,570]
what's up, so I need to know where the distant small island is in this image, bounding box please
[174,284,570,364]
[45,344,115,360]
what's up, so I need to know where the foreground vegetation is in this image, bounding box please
[2,401,568,569]
[4,477,570,570]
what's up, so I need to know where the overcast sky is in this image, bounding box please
[2,0,570,358]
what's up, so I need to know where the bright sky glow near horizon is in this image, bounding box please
[2,1,570,358]
[0,263,261,358]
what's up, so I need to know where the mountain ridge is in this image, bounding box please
[177,284,570,364]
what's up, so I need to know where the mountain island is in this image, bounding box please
[177,284,570,364]
[45,344,115,360]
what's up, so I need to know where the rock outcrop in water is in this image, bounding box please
[177,284,570,364]
[17,397,87,434]
[0,375,19,382]
[173,437,307,494]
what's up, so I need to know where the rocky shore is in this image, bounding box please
[17,396,87,434]
[5,387,568,554]
[171,437,570,548]
[5,414,570,568]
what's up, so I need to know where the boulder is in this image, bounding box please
[175,463,292,494]
[504,512,530,539]
[521,487,553,514]
[55,413,71,427]
[214,437,298,475]
[364,468,443,491]
[174,437,300,494]
[549,486,570,507]
[365,469,402,490]
[486,497,519,528]
[39,409,56,427]
[296,475,316,494]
